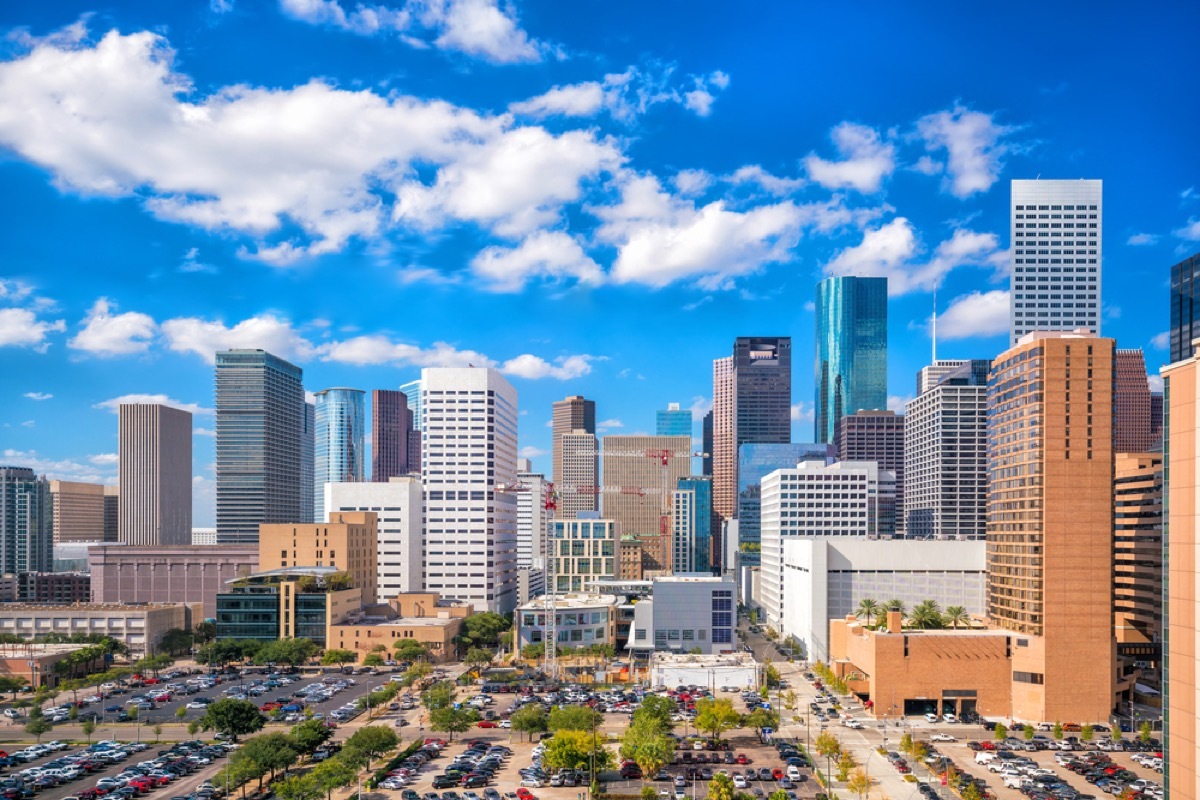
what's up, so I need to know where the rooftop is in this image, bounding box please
[334,616,461,629]
[518,593,621,611]
[0,602,193,612]
[648,651,757,668]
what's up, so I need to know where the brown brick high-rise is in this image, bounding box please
[371,389,409,480]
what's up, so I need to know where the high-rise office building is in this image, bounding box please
[656,403,692,437]
[399,379,423,431]
[835,410,905,533]
[1114,350,1154,452]
[300,401,314,524]
[672,476,713,573]
[987,330,1115,724]
[103,485,119,540]
[326,478,423,600]
[904,360,991,540]
[600,434,692,574]
[815,276,888,444]
[916,360,968,396]
[49,481,110,543]
[552,396,596,518]
[1170,251,1200,363]
[1009,179,1103,343]
[0,466,52,574]
[371,389,410,481]
[712,356,735,519]
[1113,453,1163,695]
[421,367,519,613]
[516,467,548,569]
[313,388,365,521]
[1151,393,1164,445]
[118,403,192,546]
[736,443,835,559]
[258,511,379,606]
[701,411,713,477]
[215,349,305,545]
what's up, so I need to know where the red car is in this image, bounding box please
[516,790,536,800]
[735,754,749,765]
[771,769,783,780]
[476,720,497,728]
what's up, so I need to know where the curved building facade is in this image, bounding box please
[314,388,365,521]
[814,276,887,444]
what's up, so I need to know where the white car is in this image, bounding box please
[930,733,957,742]
[924,713,939,723]
[843,719,863,729]
[186,701,209,709]
[519,778,543,788]
[733,776,748,790]
[942,713,957,724]
[499,720,511,728]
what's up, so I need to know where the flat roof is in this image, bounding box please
[518,593,621,611]
[335,617,460,628]
[0,602,192,612]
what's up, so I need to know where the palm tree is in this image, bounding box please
[856,599,882,628]
[943,606,971,629]
[884,599,906,616]
[908,600,945,630]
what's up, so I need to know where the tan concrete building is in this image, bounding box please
[551,519,616,592]
[1113,453,1163,698]
[619,538,643,580]
[553,396,596,519]
[49,481,112,543]
[326,592,470,663]
[1162,350,1200,800]
[118,403,192,546]
[89,544,259,618]
[258,511,378,605]
[712,356,735,521]
[599,435,691,572]
[0,602,201,657]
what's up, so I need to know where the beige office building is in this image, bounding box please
[553,395,597,519]
[712,356,735,520]
[258,511,379,606]
[600,435,691,573]
[118,403,192,546]
[1163,351,1200,800]
[89,544,259,618]
[49,481,111,543]
[1113,453,1163,697]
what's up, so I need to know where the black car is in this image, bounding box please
[432,777,458,789]
[462,775,489,788]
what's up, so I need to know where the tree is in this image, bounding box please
[176,706,188,722]
[310,759,358,800]
[153,723,163,742]
[856,599,882,628]
[201,698,267,742]
[458,612,511,650]
[194,621,217,643]
[707,772,735,800]
[1139,721,1153,743]
[899,731,913,755]
[392,639,430,661]
[814,731,841,760]
[256,638,319,667]
[325,571,354,591]
[422,680,455,710]
[884,599,906,616]
[464,647,494,674]
[510,703,549,741]
[188,720,201,737]
[345,725,399,768]
[363,653,385,667]
[847,768,874,800]
[961,784,983,800]
[835,751,857,782]
[763,661,782,689]
[24,708,51,742]
[238,732,300,784]
[620,723,674,784]
[320,649,357,667]
[549,705,603,732]
[694,698,741,743]
[1081,724,1094,742]
[0,676,23,699]
[743,708,779,738]
[768,791,788,800]
[542,730,614,773]
[907,600,945,630]
[943,606,971,629]
[429,706,479,741]
[1024,724,1035,741]
[910,741,929,763]
[1052,722,1064,741]
[160,628,195,656]
[994,722,1008,741]
[276,775,323,800]
[632,695,676,735]
[81,719,97,743]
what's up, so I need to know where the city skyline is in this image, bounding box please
[0,2,1196,528]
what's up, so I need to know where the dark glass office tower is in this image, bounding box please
[215,349,305,544]
[734,337,792,447]
[815,276,888,444]
[1170,251,1200,363]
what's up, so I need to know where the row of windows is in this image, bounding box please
[1014,205,1097,211]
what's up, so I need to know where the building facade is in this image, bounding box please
[0,466,52,575]
[1009,179,1103,343]
[0,602,201,658]
[516,469,548,570]
[313,388,365,522]
[1113,453,1163,699]
[916,360,969,396]
[399,379,423,431]
[987,330,1116,724]
[517,593,620,652]
[619,538,643,580]
[553,396,597,519]
[736,443,834,564]
[903,360,991,540]
[89,543,259,618]
[1114,350,1154,452]
[815,276,888,444]
[421,367,519,613]
[656,403,692,437]
[16,572,91,604]
[49,481,110,543]
[600,434,691,571]
[835,410,905,533]
[1170,251,1200,363]
[258,511,379,606]
[325,479,422,601]
[628,576,737,655]
[371,389,410,481]
[712,356,735,520]
[118,403,192,546]
[215,349,305,544]
[301,401,315,524]
[672,476,713,573]
[551,518,616,593]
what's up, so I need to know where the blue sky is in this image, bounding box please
[1,1,1197,526]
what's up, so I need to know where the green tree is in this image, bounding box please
[201,698,267,742]
[510,704,549,740]
[943,605,971,629]
[362,653,385,667]
[255,638,319,666]
[542,729,614,772]
[694,697,741,743]
[814,731,841,760]
[176,706,188,722]
[549,705,603,732]
[237,732,300,786]
[464,647,495,674]
[325,571,354,591]
[320,649,357,667]
[1081,724,1094,742]
[160,628,195,655]
[907,600,945,630]
[743,707,779,738]
[847,767,874,800]
[194,621,217,643]
[276,775,323,800]
[899,731,913,754]
[835,751,857,782]
[24,707,51,742]
[1052,722,1064,741]
[153,723,163,742]
[763,661,782,689]
[707,772,735,800]
[422,680,455,711]
[1024,724,1035,741]
[430,706,479,741]
[884,598,906,616]
[856,599,882,628]
[632,695,676,735]
[994,722,1008,741]
[392,638,430,661]
[345,725,399,769]
[81,718,97,743]
[1139,721,1153,743]
[619,722,674,784]
[768,791,788,800]
[188,720,201,736]
[310,759,358,800]
[961,783,982,800]
[910,741,928,762]
[458,612,511,650]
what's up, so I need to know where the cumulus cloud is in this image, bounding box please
[500,354,596,380]
[23,392,53,401]
[89,453,118,465]
[887,395,912,413]
[509,66,730,123]
[916,105,1013,198]
[0,308,66,350]
[1,448,112,484]
[0,279,36,303]
[161,314,318,364]
[1127,233,1159,246]
[1150,331,1169,350]
[790,402,814,423]
[689,396,713,419]
[316,336,494,368]
[470,230,603,292]
[728,165,805,196]
[1176,218,1200,241]
[597,418,623,429]
[69,298,157,356]
[935,290,1011,340]
[823,218,1007,295]
[519,445,547,459]
[804,123,895,193]
[1148,374,1164,393]
[280,0,544,63]
[94,393,211,416]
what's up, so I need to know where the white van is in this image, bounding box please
[975,752,997,765]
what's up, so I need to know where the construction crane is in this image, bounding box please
[495,479,560,679]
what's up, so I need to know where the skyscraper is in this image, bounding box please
[835,410,905,534]
[399,379,423,430]
[987,330,1115,723]
[552,396,596,518]
[326,477,423,599]
[736,443,835,558]
[600,434,691,574]
[215,349,305,545]
[313,388,365,521]
[0,466,51,574]
[672,476,713,573]
[1113,453,1163,694]
[558,431,598,519]
[1170,251,1200,363]
[300,401,314,524]
[421,367,519,613]
[735,337,792,445]
[49,481,110,543]
[701,411,713,477]
[656,403,692,437]
[118,403,192,546]
[371,389,410,481]
[1114,349,1154,452]
[712,356,735,519]
[815,276,887,444]
[516,466,548,569]
[904,360,991,540]
[915,360,968,395]
[1009,179,1103,343]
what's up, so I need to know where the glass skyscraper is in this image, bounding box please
[675,476,713,573]
[815,276,888,444]
[0,466,52,575]
[313,388,365,521]
[215,349,305,544]
[1170,251,1200,363]
[737,443,835,562]
[656,403,692,437]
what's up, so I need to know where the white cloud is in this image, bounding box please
[21,420,35,428]
[597,419,623,429]
[790,402,814,423]
[673,169,712,197]
[500,354,596,380]
[1176,218,1200,241]
[395,266,462,286]
[911,155,942,175]
[0,279,35,303]
[471,231,603,292]
[318,336,493,368]
[94,393,211,416]
[195,427,216,437]
[69,298,157,356]
[180,246,218,274]
[509,66,729,123]
[1150,331,1169,350]
[728,165,805,195]
[280,0,544,63]
[935,290,1011,340]
[916,105,1013,198]
[1148,374,1164,393]
[161,314,317,364]
[824,218,1007,295]
[519,445,548,459]
[1,448,112,484]
[1127,233,1159,246]
[887,395,912,413]
[0,308,66,350]
[88,453,118,465]
[804,123,895,193]
[211,0,234,12]
[23,392,53,401]
[689,396,712,419]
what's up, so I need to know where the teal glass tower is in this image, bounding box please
[656,403,692,436]
[313,387,366,521]
[815,276,888,444]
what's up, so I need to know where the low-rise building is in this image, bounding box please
[89,544,259,618]
[0,642,109,689]
[516,593,620,652]
[326,610,464,664]
[16,572,91,604]
[649,652,759,692]
[0,602,201,658]
[215,566,361,646]
[552,518,617,592]
[628,575,738,655]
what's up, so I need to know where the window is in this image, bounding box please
[712,628,731,644]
